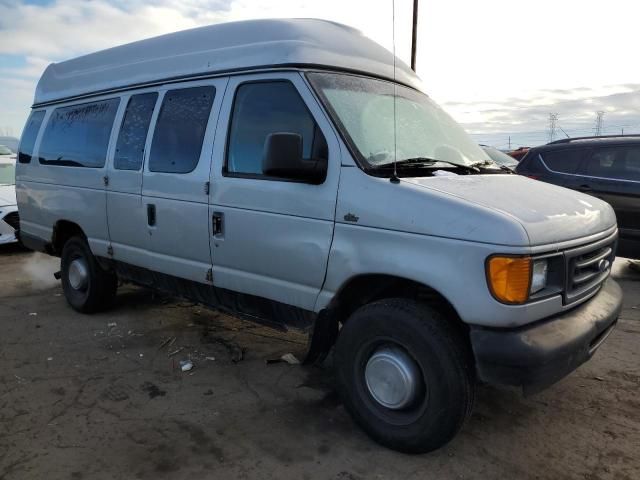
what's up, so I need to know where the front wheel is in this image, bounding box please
[60,236,117,313]
[334,299,475,453]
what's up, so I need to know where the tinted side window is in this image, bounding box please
[540,149,585,174]
[517,151,544,175]
[18,110,45,164]
[227,81,325,175]
[149,86,215,174]
[114,93,158,171]
[39,99,119,168]
[586,146,640,181]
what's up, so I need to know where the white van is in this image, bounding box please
[0,147,19,244]
[16,19,622,453]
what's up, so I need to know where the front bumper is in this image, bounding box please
[470,278,622,394]
[0,205,18,245]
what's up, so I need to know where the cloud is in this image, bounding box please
[0,0,404,134]
[448,85,640,139]
[460,86,640,149]
[0,0,236,132]
[1,0,638,149]
[0,1,233,58]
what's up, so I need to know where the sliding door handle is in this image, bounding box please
[147,204,156,226]
[212,212,224,237]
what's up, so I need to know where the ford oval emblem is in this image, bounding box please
[598,259,610,272]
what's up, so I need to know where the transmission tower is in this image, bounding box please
[548,113,558,143]
[595,111,605,136]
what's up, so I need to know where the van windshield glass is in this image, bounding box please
[0,163,16,185]
[307,72,488,169]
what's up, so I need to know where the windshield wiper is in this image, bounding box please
[372,157,480,172]
[470,160,514,173]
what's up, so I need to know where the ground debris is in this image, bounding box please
[266,353,301,365]
[168,347,185,357]
[179,360,194,372]
[158,336,176,350]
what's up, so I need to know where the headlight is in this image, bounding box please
[530,259,548,294]
[486,256,549,304]
[486,256,531,304]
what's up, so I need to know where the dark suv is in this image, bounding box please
[516,135,640,259]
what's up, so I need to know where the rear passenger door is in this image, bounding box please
[537,148,590,188]
[209,72,341,311]
[578,145,640,236]
[106,91,159,267]
[28,97,120,257]
[141,79,227,283]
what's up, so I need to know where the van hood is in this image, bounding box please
[0,184,17,206]
[402,174,617,246]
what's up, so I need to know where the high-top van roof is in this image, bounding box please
[34,18,421,106]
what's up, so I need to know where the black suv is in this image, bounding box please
[516,135,640,259]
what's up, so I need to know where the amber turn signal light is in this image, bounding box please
[486,256,532,304]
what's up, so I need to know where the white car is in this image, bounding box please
[0,146,19,245]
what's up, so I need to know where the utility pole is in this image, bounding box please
[508,136,511,150]
[411,0,419,71]
[595,111,605,136]
[548,113,558,143]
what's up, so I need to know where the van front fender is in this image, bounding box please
[316,224,556,329]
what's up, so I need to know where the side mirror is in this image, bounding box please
[262,132,326,184]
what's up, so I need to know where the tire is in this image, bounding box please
[334,298,475,453]
[60,236,117,313]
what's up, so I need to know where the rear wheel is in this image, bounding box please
[60,236,117,313]
[334,298,475,453]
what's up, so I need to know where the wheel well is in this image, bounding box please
[51,220,86,256]
[305,274,467,365]
[328,274,462,326]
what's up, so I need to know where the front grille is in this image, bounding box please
[2,211,19,231]
[564,235,616,305]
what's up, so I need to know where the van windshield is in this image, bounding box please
[307,72,489,171]
[0,162,16,185]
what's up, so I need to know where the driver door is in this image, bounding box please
[208,72,341,310]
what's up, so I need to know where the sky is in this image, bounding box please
[1,0,639,149]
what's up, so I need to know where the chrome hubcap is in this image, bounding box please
[68,258,89,290]
[365,346,421,410]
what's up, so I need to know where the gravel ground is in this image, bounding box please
[1,244,639,480]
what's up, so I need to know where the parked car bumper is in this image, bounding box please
[617,228,640,260]
[470,277,622,394]
[0,205,19,245]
